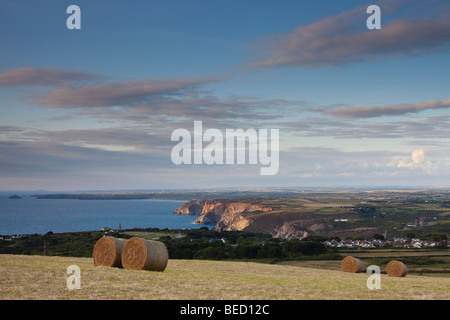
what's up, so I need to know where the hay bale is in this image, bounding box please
[93,236,128,268]
[386,260,408,277]
[121,237,169,271]
[341,256,364,273]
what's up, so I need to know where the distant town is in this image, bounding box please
[324,237,449,249]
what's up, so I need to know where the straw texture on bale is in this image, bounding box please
[341,256,364,273]
[93,236,128,268]
[386,260,408,277]
[121,237,169,271]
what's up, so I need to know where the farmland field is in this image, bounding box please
[0,254,449,300]
[280,249,450,278]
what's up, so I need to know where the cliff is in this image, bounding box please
[173,199,338,239]
[172,199,272,232]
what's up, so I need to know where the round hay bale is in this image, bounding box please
[93,236,128,268]
[121,237,169,271]
[386,260,408,277]
[341,256,364,273]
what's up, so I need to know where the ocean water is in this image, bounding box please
[0,194,202,235]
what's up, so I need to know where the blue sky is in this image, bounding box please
[1,0,450,190]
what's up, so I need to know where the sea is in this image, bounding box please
[0,192,204,235]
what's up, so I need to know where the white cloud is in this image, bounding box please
[391,149,444,175]
[66,143,137,152]
[411,149,426,164]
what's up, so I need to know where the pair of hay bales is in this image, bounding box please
[341,256,408,277]
[93,236,168,272]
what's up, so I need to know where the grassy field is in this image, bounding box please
[1,254,449,300]
[281,249,450,278]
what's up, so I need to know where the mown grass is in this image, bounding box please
[0,254,449,300]
[281,249,450,278]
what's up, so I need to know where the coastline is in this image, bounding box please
[0,198,197,236]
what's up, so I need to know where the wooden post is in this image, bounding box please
[43,240,48,256]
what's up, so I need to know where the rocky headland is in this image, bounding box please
[172,199,337,239]
[172,199,272,232]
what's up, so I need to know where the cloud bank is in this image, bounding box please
[248,1,450,69]
[33,77,219,108]
[0,67,100,87]
[325,99,450,118]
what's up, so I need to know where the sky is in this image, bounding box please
[1,0,450,191]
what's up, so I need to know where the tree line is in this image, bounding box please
[159,228,330,261]
[0,228,332,261]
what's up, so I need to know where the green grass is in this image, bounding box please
[123,231,174,240]
[280,249,450,278]
[1,254,449,300]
